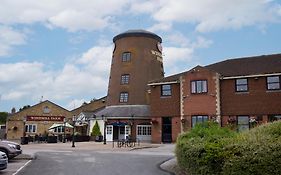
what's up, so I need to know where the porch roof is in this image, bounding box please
[93,105,150,118]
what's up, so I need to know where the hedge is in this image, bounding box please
[176,121,281,175]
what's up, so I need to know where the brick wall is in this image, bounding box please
[182,67,219,130]
[7,101,72,140]
[150,83,180,143]
[221,77,281,115]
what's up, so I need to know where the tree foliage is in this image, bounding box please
[0,112,8,124]
[91,121,102,136]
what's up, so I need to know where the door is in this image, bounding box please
[119,126,125,140]
[125,125,131,139]
[162,117,172,143]
[106,125,113,141]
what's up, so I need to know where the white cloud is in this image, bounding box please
[0,0,130,32]
[0,25,26,56]
[137,0,281,32]
[148,22,172,32]
[162,35,213,75]
[0,44,111,109]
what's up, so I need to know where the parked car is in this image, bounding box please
[0,151,8,170]
[0,140,22,160]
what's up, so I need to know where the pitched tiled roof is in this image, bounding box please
[94,105,150,118]
[149,54,281,84]
[205,53,281,77]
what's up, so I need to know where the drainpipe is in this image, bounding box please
[215,73,222,126]
[179,76,184,133]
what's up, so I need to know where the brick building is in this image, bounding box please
[149,53,281,143]
[6,100,73,140]
[6,97,107,140]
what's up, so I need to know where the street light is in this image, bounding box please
[23,117,27,137]
[72,115,76,148]
[102,115,107,145]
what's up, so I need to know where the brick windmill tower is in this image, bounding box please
[95,29,164,142]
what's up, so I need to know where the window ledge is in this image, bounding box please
[160,96,172,98]
[266,90,281,93]
[235,92,249,95]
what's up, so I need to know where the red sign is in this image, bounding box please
[26,116,65,122]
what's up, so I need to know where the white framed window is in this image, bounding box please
[119,92,129,102]
[122,52,131,62]
[237,116,249,132]
[161,84,172,96]
[54,126,65,133]
[192,115,208,128]
[25,124,37,133]
[137,125,152,136]
[191,80,207,94]
[236,78,248,92]
[267,76,280,90]
[121,74,130,84]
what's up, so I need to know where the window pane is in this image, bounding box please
[236,79,247,85]
[268,83,280,90]
[267,76,279,83]
[202,81,207,92]
[236,79,248,91]
[162,85,171,96]
[238,116,249,125]
[191,81,196,93]
[196,81,202,93]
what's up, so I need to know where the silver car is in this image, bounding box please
[0,151,8,170]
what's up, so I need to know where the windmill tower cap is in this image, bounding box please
[113,29,162,43]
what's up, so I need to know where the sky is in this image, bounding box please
[0,0,281,112]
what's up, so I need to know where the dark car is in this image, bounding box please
[0,140,22,160]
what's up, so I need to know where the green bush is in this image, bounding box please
[91,121,102,137]
[176,121,281,175]
[222,121,281,175]
[176,122,236,175]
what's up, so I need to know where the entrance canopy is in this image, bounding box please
[110,122,128,126]
[48,123,73,130]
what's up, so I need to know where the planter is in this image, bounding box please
[20,137,29,145]
[95,135,103,142]
[74,135,90,142]
[47,136,58,143]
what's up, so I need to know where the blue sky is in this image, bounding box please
[0,0,281,112]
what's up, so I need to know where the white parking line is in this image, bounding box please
[12,160,32,175]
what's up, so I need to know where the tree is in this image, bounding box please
[91,121,102,137]
[0,112,8,124]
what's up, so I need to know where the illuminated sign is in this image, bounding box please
[26,116,65,121]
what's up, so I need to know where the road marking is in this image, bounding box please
[12,160,32,175]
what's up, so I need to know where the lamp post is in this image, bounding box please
[102,115,107,145]
[23,117,27,137]
[72,115,76,148]
[63,118,66,143]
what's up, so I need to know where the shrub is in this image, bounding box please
[222,121,281,175]
[176,122,236,175]
[91,121,102,137]
[176,121,281,175]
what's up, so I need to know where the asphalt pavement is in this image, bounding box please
[0,141,176,175]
